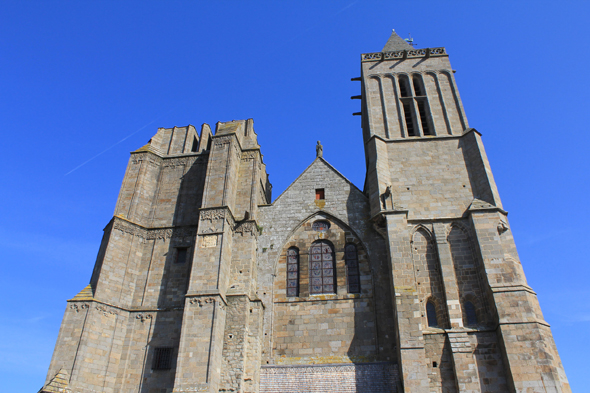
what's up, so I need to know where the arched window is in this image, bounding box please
[345,244,360,293]
[464,301,477,326]
[398,76,411,97]
[398,74,434,137]
[412,75,424,96]
[286,247,299,297]
[309,241,335,294]
[426,301,438,327]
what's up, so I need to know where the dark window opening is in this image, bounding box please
[191,136,198,152]
[413,75,424,96]
[398,78,410,97]
[152,347,173,370]
[417,101,432,135]
[315,188,325,200]
[286,248,300,297]
[426,301,438,327]
[402,102,416,136]
[310,241,335,294]
[433,361,438,368]
[345,244,361,293]
[175,248,188,264]
[464,301,478,326]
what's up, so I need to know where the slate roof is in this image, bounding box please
[382,29,414,51]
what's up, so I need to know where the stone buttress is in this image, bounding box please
[41,120,270,393]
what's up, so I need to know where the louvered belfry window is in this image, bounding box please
[345,244,361,293]
[286,247,300,297]
[310,241,335,294]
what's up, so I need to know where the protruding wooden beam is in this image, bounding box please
[352,112,362,116]
[351,77,361,81]
[350,95,362,100]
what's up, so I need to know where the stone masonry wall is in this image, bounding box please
[257,158,395,368]
[259,363,398,393]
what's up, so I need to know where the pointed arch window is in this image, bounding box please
[426,301,438,327]
[464,301,478,326]
[345,244,360,294]
[310,241,335,294]
[286,247,300,297]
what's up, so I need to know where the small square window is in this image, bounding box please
[152,347,173,370]
[176,248,188,264]
[315,189,325,200]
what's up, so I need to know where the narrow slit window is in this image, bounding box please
[286,248,300,297]
[417,100,432,135]
[413,75,424,96]
[310,241,335,294]
[152,347,173,370]
[426,301,438,327]
[345,244,360,294]
[464,301,478,326]
[398,77,410,97]
[191,136,198,152]
[315,188,325,200]
[402,102,416,136]
[175,248,188,264]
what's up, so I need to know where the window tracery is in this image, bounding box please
[286,247,300,297]
[309,241,335,294]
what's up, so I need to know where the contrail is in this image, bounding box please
[335,1,358,14]
[286,1,358,43]
[64,109,174,176]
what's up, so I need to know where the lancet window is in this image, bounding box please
[464,300,478,326]
[426,301,438,327]
[398,74,434,137]
[310,241,335,294]
[345,244,360,293]
[286,247,300,297]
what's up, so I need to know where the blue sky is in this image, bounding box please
[1,1,589,391]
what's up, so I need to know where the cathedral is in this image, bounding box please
[41,31,570,393]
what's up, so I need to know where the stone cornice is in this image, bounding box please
[110,216,197,242]
[361,47,446,62]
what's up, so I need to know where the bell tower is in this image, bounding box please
[358,30,570,392]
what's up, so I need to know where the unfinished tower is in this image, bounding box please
[41,31,570,393]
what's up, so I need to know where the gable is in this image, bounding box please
[258,158,371,261]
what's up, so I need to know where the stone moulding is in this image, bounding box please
[96,304,119,316]
[136,313,153,323]
[112,217,197,242]
[130,151,162,167]
[68,298,184,315]
[240,150,258,161]
[162,156,198,168]
[199,207,237,229]
[235,220,259,237]
[361,47,446,62]
[69,303,89,313]
[187,295,226,310]
[213,135,234,147]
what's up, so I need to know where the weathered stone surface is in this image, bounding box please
[41,33,569,393]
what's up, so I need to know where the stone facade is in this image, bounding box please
[41,31,569,392]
